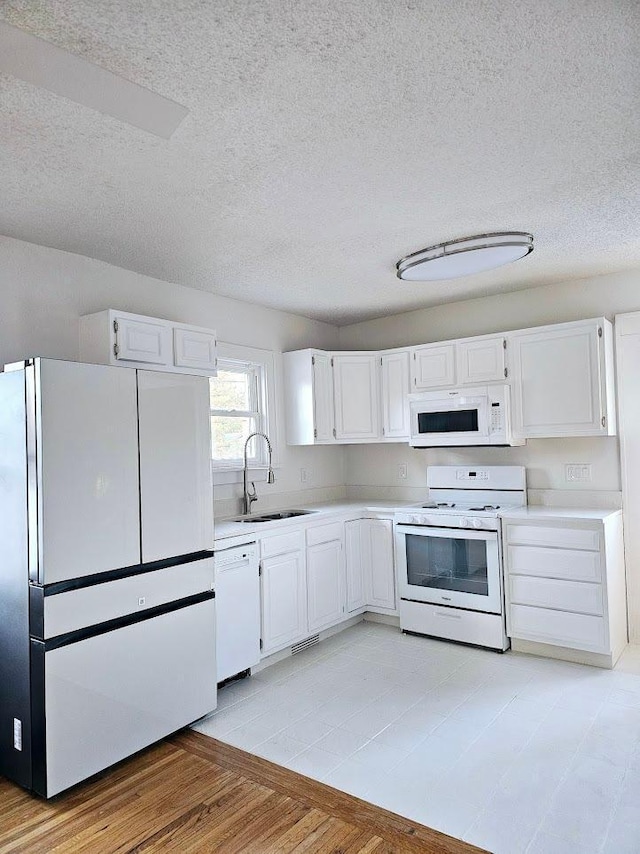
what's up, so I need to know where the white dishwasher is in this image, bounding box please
[214,541,261,683]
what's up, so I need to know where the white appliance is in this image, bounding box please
[408,384,524,447]
[215,541,261,683]
[0,358,216,798]
[395,465,526,650]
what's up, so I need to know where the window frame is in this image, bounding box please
[209,342,278,485]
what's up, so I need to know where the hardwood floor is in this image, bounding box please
[0,731,487,853]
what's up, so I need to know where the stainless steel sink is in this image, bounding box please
[239,510,315,523]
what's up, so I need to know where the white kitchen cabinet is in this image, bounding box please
[137,371,214,562]
[282,349,335,444]
[508,318,616,438]
[173,327,218,373]
[411,343,456,390]
[79,309,217,377]
[260,531,307,654]
[344,520,366,612]
[503,509,627,665]
[306,522,346,632]
[456,336,506,385]
[364,518,396,612]
[113,315,171,365]
[333,354,380,441]
[380,351,410,440]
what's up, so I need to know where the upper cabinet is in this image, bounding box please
[411,335,506,390]
[333,353,380,441]
[380,351,410,440]
[283,349,336,445]
[284,349,393,444]
[79,309,217,376]
[456,336,507,385]
[509,318,616,439]
[411,343,456,389]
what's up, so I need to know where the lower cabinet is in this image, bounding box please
[260,532,307,655]
[345,520,366,612]
[307,523,346,632]
[503,511,627,664]
[345,518,396,614]
[366,518,396,611]
[258,514,397,658]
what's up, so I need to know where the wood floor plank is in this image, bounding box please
[174,730,487,854]
[0,732,487,854]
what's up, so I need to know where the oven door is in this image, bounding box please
[396,525,502,614]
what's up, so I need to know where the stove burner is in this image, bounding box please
[421,502,455,509]
[468,505,500,511]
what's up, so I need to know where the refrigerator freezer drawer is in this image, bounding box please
[37,597,216,797]
[42,557,214,639]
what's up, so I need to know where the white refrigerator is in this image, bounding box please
[0,358,216,797]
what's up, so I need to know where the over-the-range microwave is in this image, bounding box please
[408,383,525,447]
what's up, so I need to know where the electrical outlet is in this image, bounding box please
[398,463,408,480]
[565,463,592,482]
[300,467,309,484]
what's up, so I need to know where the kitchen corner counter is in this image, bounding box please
[214,499,414,543]
[499,506,622,522]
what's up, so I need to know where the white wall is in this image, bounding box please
[338,268,640,349]
[0,235,346,515]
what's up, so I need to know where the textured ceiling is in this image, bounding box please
[1,0,639,324]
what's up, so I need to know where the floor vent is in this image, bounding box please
[291,634,320,655]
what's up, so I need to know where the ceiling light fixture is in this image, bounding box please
[396,232,534,281]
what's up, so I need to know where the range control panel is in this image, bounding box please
[455,469,490,481]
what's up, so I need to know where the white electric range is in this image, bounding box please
[395,465,526,651]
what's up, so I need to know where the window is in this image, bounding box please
[209,343,276,475]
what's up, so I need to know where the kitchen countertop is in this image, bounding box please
[499,506,622,522]
[214,499,414,542]
[214,499,623,544]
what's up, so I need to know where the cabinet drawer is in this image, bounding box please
[507,544,602,582]
[509,604,606,651]
[306,521,343,546]
[509,576,603,616]
[506,524,600,551]
[43,558,215,639]
[260,530,305,558]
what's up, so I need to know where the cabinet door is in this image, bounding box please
[37,360,141,585]
[307,539,345,632]
[457,337,506,385]
[411,344,456,389]
[365,519,396,610]
[510,320,608,438]
[381,352,410,440]
[312,353,335,443]
[173,327,217,373]
[344,520,366,612]
[261,550,307,653]
[333,354,380,440]
[137,372,214,562]
[114,316,171,365]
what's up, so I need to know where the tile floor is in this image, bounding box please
[193,623,640,854]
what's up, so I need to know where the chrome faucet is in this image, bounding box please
[243,431,275,514]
